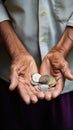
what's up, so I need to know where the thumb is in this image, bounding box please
[61,60,73,80]
[9,66,18,91]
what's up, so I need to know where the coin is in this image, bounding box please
[47,76,56,87]
[31,73,56,91]
[39,75,56,88]
[38,84,49,92]
[31,73,41,83]
[31,80,38,86]
[39,75,50,84]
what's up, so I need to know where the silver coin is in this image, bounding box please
[31,80,38,86]
[32,73,41,83]
[38,84,49,92]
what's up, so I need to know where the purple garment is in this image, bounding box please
[0,78,73,130]
[49,94,73,130]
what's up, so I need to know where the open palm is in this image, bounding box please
[40,50,73,100]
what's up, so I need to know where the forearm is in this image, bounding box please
[0,20,29,59]
[53,27,73,57]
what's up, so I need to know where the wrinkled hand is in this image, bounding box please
[9,53,44,104]
[40,49,73,100]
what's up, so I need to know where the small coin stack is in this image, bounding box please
[31,73,56,92]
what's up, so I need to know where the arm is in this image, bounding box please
[0,20,45,104]
[0,1,29,61]
[40,26,73,100]
[0,20,29,59]
[54,27,73,57]
[0,1,45,103]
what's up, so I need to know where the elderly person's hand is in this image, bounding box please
[40,27,73,100]
[0,21,44,104]
[9,52,45,104]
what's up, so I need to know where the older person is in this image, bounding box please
[0,0,73,130]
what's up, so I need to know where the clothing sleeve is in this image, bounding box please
[67,12,73,27]
[0,0,10,22]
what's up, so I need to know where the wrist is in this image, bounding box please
[55,27,73,57]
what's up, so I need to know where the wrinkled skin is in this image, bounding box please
[1,21,73,104]
[40,49,73,100]
[9,53,45,104]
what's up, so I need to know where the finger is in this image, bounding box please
[24,84,38,104]
[61,60,73,80]
[26,85,38,104]
[18,82,31,104]
[52,76,64,98]
[9,66,18,91]
[36,91,45,99]
[19,76,45,100]
[45,74,64,100]
[18,77,38,103]
[30,86,45,99]
[44,91,52,101]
